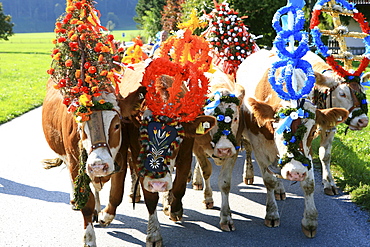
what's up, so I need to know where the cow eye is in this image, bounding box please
[339,91,346,97]
[114,124,120,130]
[234,117,238,121]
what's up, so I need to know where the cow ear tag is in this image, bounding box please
[196,123,205,134]
[203,121,210,129]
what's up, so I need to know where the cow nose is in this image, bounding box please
[287,171,307,181]
[87,162,109,176]
[148,181,168,192]
[217,148,232,157]
[358,118,368,128]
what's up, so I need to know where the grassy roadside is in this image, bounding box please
[0,30,142,124]
[0,31,369,213]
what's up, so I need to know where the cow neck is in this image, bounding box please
[86,110,111,156]
[275,100,315,170]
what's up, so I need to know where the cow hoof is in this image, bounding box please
[274,192,286,201]
[302,224,317,238]
[264,218,280,228]
[324,186,338,196]
[220,221,235,231]
[146,240,163,247]
[170,209,183,222]
[129,194,141,203]
[203,200,214,209]
[243,177,254,185]
[193,183,203,190]
[98,211,115,227]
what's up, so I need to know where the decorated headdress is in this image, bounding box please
[137,17,212,179]
[205,1,260,77]
[310,0,369,126]
[47,0,124,123]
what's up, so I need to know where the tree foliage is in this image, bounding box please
[134,0,166,33]
[161,0,185,33]
[0,3,14,40]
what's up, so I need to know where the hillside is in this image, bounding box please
[1,0,138,32]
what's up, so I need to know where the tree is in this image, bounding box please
[134,0,166,32]
[161,0,184,33]
[0,3,14,40]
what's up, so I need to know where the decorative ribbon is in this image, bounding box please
[204,91,222,115]
[276,108,305,134]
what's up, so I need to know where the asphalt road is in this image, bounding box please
[1,107,369,247]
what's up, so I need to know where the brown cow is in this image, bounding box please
[42,78,143,247]
[97,61,216,246]
[191,67,245,231]
[236,53,349,237]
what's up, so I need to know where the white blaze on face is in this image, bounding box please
[143,157,175,193]
[274,103,316,181]
[81,93,121,179]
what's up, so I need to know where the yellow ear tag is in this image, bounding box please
[196,122,205,134]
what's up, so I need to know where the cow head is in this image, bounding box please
[314,70,369,131]
[138,110,216,193]
[78,91,122,180]
[248,97,348,181]
[204,85,245,158]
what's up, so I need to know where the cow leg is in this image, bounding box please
[319,130,338,195]
[143,189,163,247]
[82,193,97,247]
[242,139,254,185]
[99,142,129,226]
[261,166,280,228]
[300,169,318,238]
[274,178,286,201]
[169,137,194,222]
[129,154,141,203]
[217,155,237,231]
[193,147,214,208]
[192,161,204,190]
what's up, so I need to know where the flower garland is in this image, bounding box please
[205,93,241,150]
[143,26,211,122]
[137,114,185,179]
[121,36,148,64]
[310,0,370,82]
[275,106,316,170]
[269,2,315,101]
[47,0,123,122]
[73,146,91,210]
[205,2,259,76]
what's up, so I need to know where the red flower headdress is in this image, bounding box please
[47,0,124,121]
[141,28,211,122]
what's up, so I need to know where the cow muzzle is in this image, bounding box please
[349,115,368,130]
[86,151,115,177]
[280,161,309,182]
[143,174,173,193]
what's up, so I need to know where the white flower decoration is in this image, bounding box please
[224,116,232,123]
[290,111,299,120]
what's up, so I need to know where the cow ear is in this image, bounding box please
[119,86,147,118]
[316,108,349,129]
[247,97,276,127]
[235,83,245,103]
[314,71,337,89]
[361,72,370,83]
[182,115,217,137]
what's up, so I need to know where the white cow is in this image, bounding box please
[241,49,369,196]
[236,50,349,237]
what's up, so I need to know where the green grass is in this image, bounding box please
[312,92,370,211]
[0,30,142,124]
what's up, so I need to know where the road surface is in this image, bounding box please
[0,107,369,246]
